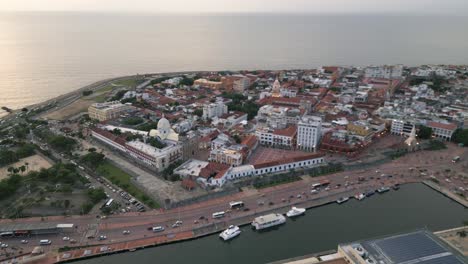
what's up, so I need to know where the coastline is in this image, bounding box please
[55,180,464,263]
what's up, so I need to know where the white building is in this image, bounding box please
[364,65,403,79]
[91,127,182,172]
[255,126,297,149]
[427,121,457,141]
[390,119,415,136]
[202,100,228,120]
[297,116,322,152]
[210,153,325,187]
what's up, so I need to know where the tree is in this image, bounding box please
[48,135,77,153]
[417,125,432,139]
[452,129,468,146]
[193,109,203,117]
[81,152,105,169]
[87,188,107,204]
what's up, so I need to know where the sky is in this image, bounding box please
[0,0,467,14]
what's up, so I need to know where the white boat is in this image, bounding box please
[251,213,286,230]
[219,225,241,241]
[286,207,306,218]
[354,193,366,201]
[377,186,390,193]
[336,197,349,204]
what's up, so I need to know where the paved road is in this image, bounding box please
[0,144,467,261]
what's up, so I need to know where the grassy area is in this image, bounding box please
[96,161,159,208]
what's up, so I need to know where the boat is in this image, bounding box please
[392,184,400,190]
[365,190,375,197]
[336,197,349,204]
[354,193,366,201]
[251,213,286,230]
[286,207,306,217]
[377,187,390,193]
[219,225,241,241]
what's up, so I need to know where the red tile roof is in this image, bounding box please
[199,162,230,179]
[427,121,457,131]
[241,135,258,150]
[273,125,297,137]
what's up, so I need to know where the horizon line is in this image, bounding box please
[0,10,466,16]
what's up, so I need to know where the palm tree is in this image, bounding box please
[19,165,26,174]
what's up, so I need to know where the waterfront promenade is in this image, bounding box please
[0,143,466,263]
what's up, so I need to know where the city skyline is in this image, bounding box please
[1,0,468,14]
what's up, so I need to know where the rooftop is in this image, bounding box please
[340,230,467,264]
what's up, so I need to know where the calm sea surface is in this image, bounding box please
[79,184,467,264]
[1,12,468,116]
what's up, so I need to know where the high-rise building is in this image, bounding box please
[202,100,228,120]
[297,116,322,152]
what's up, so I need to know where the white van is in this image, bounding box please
[39,240,52,245]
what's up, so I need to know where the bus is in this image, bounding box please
[105,199,114,207]
[0,232,13,238]
[312,180,331,189]
[229,201,244,209]
[212,211,225,219]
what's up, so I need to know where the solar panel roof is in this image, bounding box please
[359,231,467,264]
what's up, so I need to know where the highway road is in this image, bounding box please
[0,143,466,260]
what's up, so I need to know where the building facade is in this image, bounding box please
[297,116,322,152]
[202,100,228,120]
[88,101,132,121]
[255,126,297,149]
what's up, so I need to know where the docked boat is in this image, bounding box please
[392,184,400,190]
[336,197,349,204]
[251,213,286,230]
[377,186,390,193]
[219,225,241,241]
[286,207,306,218]
[354,193,366,201]
[365,190,375,197]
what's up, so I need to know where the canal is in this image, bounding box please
[78,184,468,264]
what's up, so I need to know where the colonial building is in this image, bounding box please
[255,126,297,149]
[88,101,133,121]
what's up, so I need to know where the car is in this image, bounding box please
[1,244,8,248]
[311,189,318,194]
[325,187,331,191]
[62,237,70,241]
[199,216,205,220]
[20,240,28,244]
[122,230,131,235]
[70,239,77,244]
[98,235,107,241]
[296,194,302,198]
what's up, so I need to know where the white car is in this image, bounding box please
[1,244,8,248]
[98,235,107,241]
[122,230,131,235]
[63,237,70,241]
[21,240,28,244]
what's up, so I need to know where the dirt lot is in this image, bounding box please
[42,98,95,120]
[42,79,135,121]
[0,154,53,180]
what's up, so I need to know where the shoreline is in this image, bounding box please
[55,180,465,263]
[0,70,206,120]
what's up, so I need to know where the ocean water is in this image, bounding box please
[1,12,468,115]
